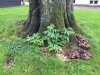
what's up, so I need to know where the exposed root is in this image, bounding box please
[76,35,90,50]
[57,47,92,62]
[56,35,92,62]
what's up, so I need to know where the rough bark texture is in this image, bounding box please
[24,0,81,36]
[23,0,40,35]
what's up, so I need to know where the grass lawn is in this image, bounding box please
[0,5,100,75]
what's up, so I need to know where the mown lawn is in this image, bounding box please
[0,5,100,75]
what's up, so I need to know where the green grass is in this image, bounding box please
[0,5,100,75]
[0,5,28,38]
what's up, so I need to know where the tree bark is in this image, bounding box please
[23,0,82,36]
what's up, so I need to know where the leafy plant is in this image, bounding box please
[25,24,73,52]
[26,33,44,46]
[3,38,27,55]
[3,38,41,55]
[43,24,73,51]
[59,27,73,46]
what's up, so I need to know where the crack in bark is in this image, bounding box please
[24,0,40,35]
[26,6,40,35]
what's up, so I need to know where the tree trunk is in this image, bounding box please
[23,0,82,36]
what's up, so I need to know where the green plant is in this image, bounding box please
[3,38,26,55]
[58,27,73,46]
[26,33,44,46]
[3,38,41,55]
[25,24,72,52]
[44,24,73,51]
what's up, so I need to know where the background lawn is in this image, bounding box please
[0,5,100,75]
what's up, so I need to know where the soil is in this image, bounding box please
[3,54,14,69]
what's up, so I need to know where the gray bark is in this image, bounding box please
[24,0,81,36]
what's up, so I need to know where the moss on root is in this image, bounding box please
[50,6,65,30]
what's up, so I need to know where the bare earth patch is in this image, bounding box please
[3,54,14,69]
